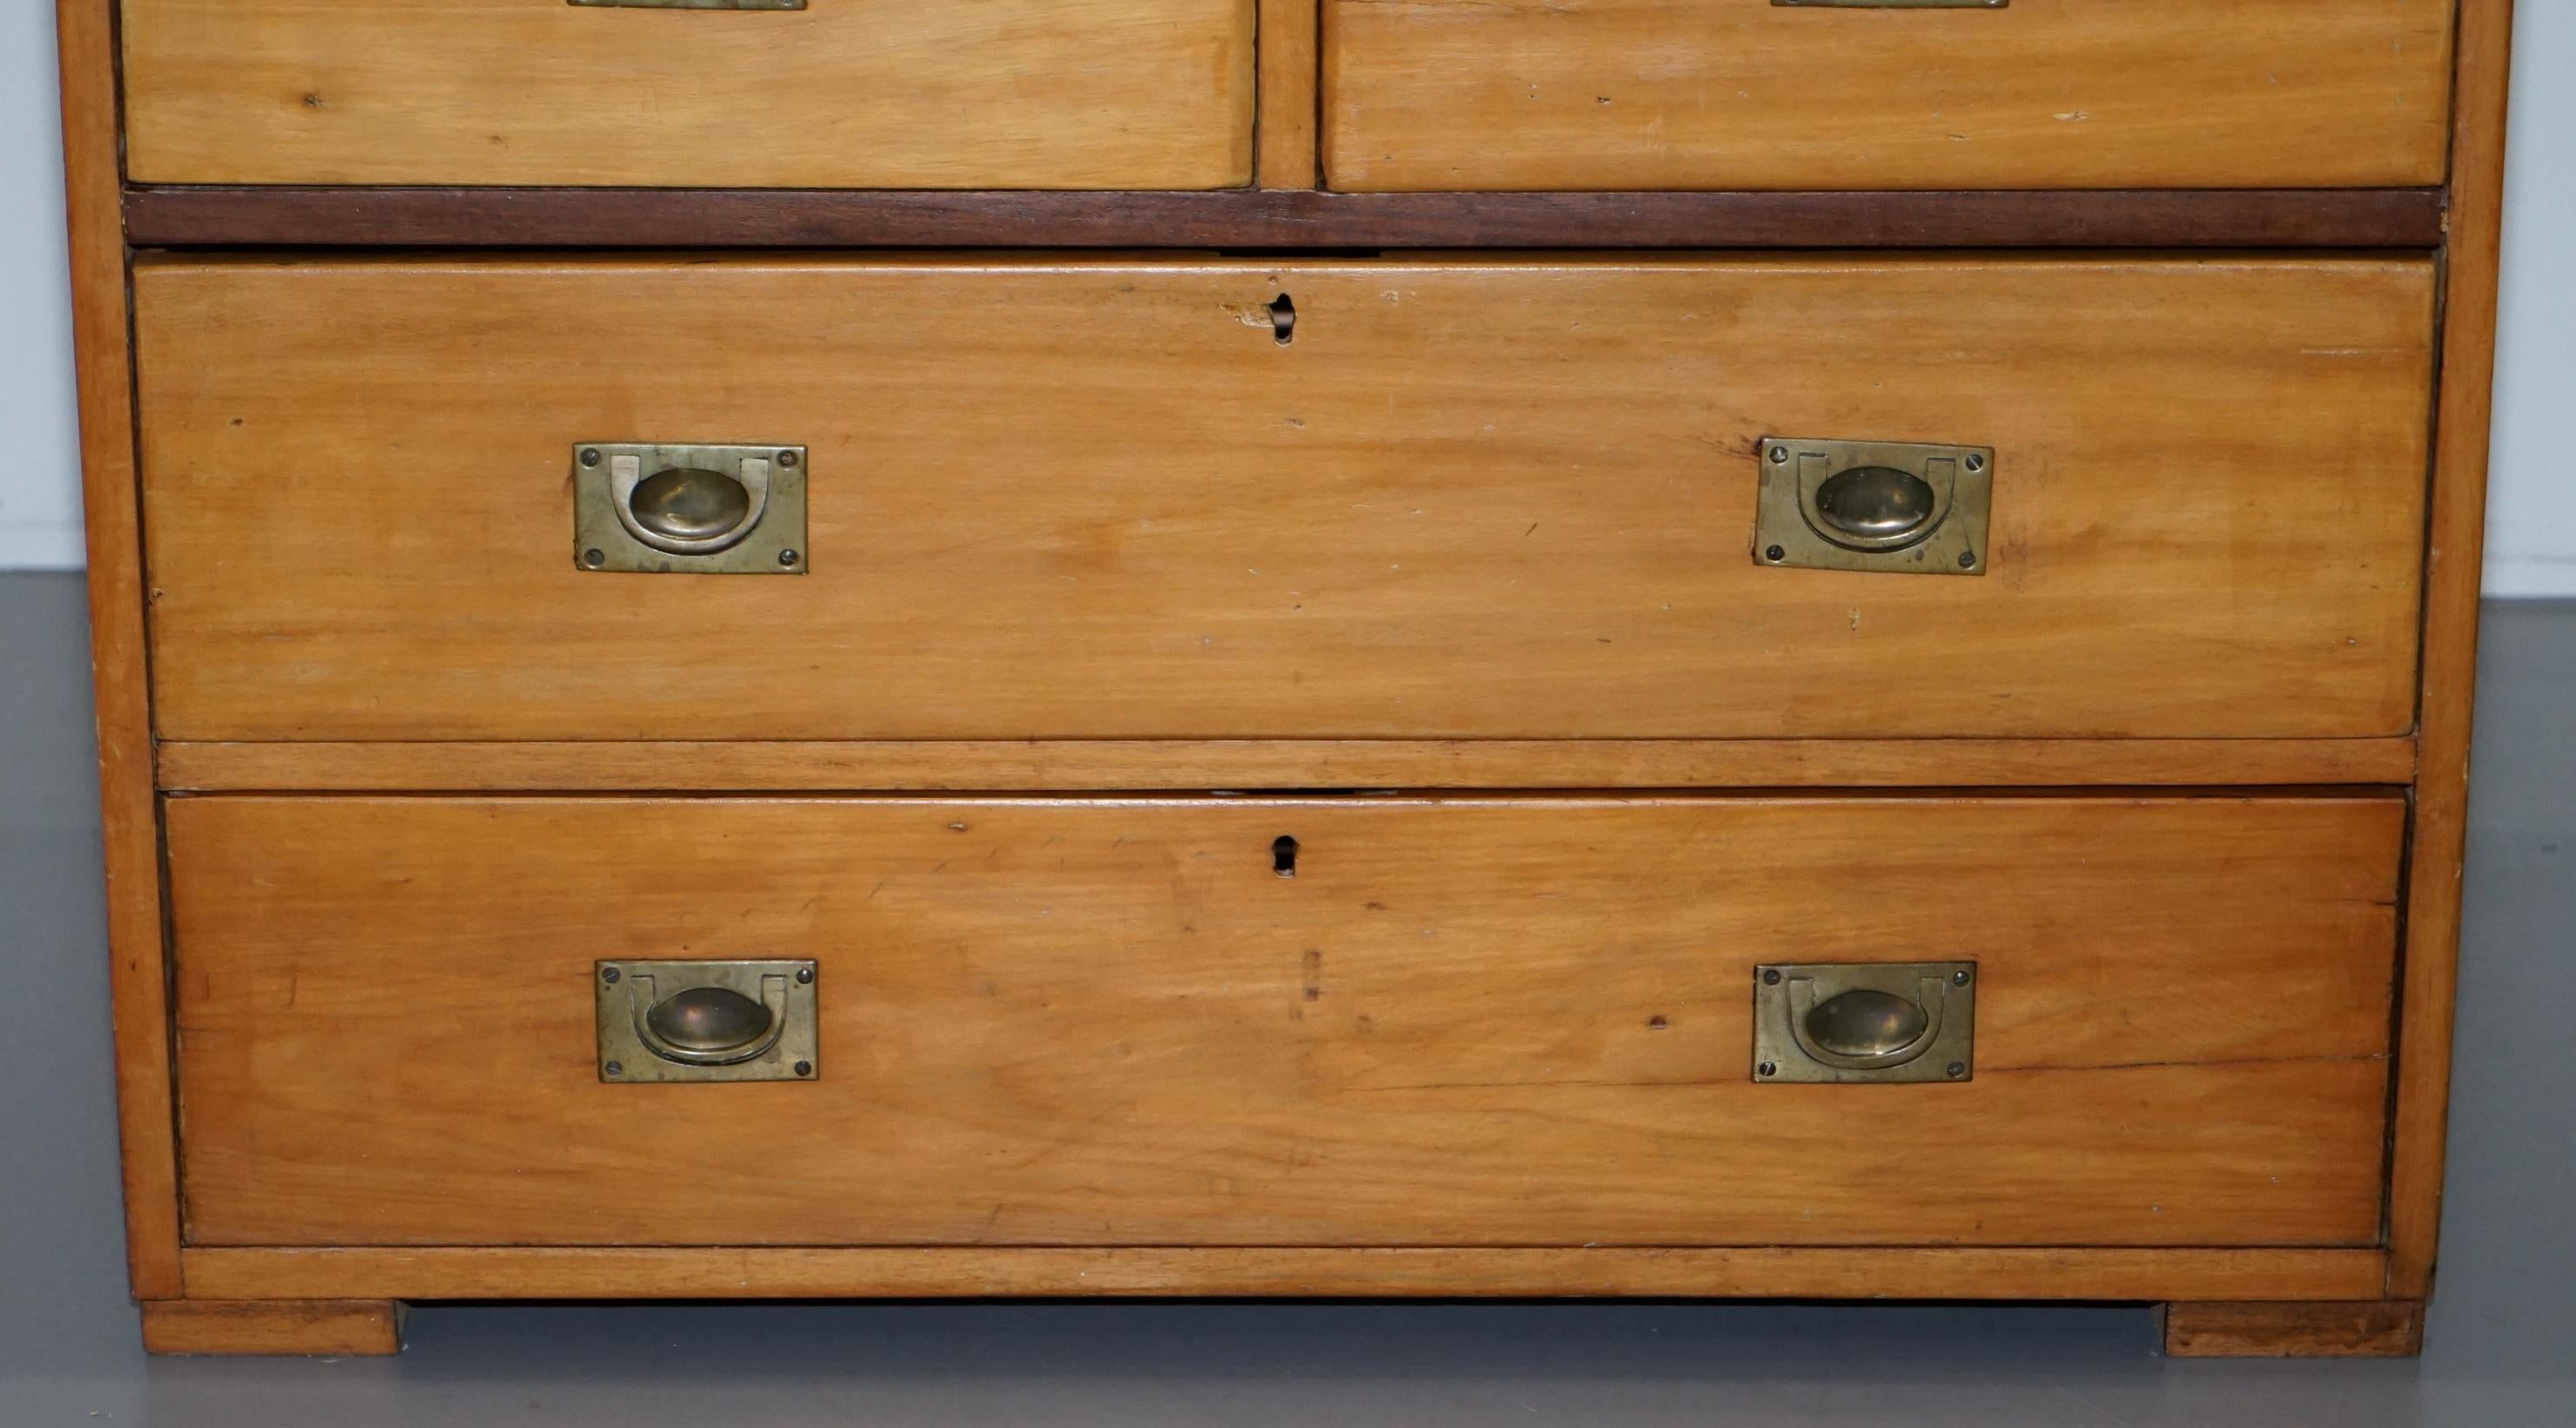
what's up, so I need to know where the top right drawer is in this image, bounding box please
[1323,0,2455,191]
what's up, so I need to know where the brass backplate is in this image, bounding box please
[596,959,818,1084]
[1753,961,1976,1084]
[1753,436,1992,576]
[574,442,808,575]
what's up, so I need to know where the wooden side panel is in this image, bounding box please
[1322,0,2455,191]
[168,796,2402,1250]
[182,1247,2390,1305]
[121,0,1255,188]
[1256,0,1320,187]
[141,1300,403,1357]
[56,0,184,1300]
[2389,0,2516,1300]
[2162,1300,2425,1359]
[134,257,2435,743]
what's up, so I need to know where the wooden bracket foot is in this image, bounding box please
[2160,1300,2424,1359]
[140,1299,406,1357]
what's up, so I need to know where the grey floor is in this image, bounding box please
[2,568,2569,1426]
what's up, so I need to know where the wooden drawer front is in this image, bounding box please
[169,795,2402,1248]
[120,0,1253,187]
[1323,1,2454,191]
[135,257,2433,743]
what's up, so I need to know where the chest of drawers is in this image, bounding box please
[60,0,2510,1359]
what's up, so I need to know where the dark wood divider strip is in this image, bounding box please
[124,187,2446,251]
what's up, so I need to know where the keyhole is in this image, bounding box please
[1272,835,1300,878]
[1268,293,1295,344]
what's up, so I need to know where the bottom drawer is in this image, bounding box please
[167,795,2402,1249]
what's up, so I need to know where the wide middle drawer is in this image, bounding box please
[168,794,2403,1248]
[134,256,2435,743]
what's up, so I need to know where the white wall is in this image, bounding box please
[2,3,80,569]
[2487,0,2575,597]
[2,9,2569,591]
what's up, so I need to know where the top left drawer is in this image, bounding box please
[119,0,1256,188]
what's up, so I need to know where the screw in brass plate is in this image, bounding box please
[1958,550,1977,568]
[1757,1062,1779,1078]
[1769,446,1789,464]
[582,548,606,568]
[603,1060,624,1078]
[600,966,620,984]
[794,1061,814,1078]
[1947,1062,1968,1079]
[1761,968,1783,986]
[777,450,800,468]
[580,448,602,468]
[778,549,800,567]
[1964,453,1986,473]
[1764,545,1786,562]
[1951,970,1971,986]
[795,966,814,985]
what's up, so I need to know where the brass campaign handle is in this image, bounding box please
[1753,438,1993,576]
[1753,962,1977,1084]
[574,443,808,575]
[596,960,818,1083]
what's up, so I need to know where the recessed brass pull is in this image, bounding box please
[1788,980,1942,1069]
[638,983,786,1066]
[1753,436,1993,576]
[596,960,818,1083]
[628,467,754,546]
[574,442,808,575]
[1753,961,1976,1084]
[613,457,769,556]
[1811,467,1937,550]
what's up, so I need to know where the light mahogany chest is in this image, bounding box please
[60,0,2507,1359]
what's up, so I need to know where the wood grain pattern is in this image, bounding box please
[181,1247,2387,1305]
[56,0,185,1302]
[141,1300,403,1357]
[1256,0,1320,188]
[1323,0,2455,191]
[121,0,1254,188]
[2161,1300,2425,1359]
[2389,0,2516,1302]
[167,796,2402,1249]
[154,737,2419,794]
[120,187,2451,252]
[134,256,2435,743]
